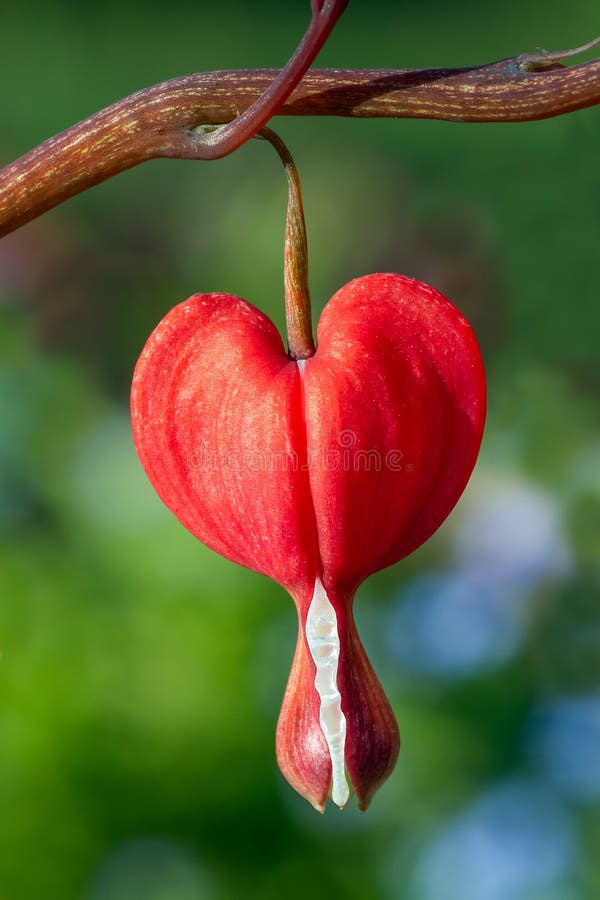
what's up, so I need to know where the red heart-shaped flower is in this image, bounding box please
[131,273,486,810]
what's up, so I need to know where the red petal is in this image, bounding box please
[131,293,319,598]
[276,615,332,813]
[333,591,400,810]
[302,273,486,594]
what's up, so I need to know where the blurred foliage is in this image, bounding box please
[1,2,599,899]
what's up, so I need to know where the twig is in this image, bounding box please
[1,38,598,238]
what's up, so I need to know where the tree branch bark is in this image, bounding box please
[1,41,599,238]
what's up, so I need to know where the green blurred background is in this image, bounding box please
[1,2,599,898]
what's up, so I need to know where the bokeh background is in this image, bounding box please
[1,1,599,898]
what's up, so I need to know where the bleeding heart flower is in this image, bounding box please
[131,271,486,812]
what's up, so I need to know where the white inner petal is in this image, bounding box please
[305,578,350,808]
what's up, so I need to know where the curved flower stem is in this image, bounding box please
[0,37,598,238]
[256,127,315,361]
[197,123,315,359]
[191,0,349,159]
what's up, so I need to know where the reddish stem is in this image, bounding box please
[193,0,349,159]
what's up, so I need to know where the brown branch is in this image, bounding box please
[1,39,599,238]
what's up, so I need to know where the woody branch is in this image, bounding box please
[0,29,598,239]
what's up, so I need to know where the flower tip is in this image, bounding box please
[355,786,377,813]
[332,778,351,810]
[277,581,400,813]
